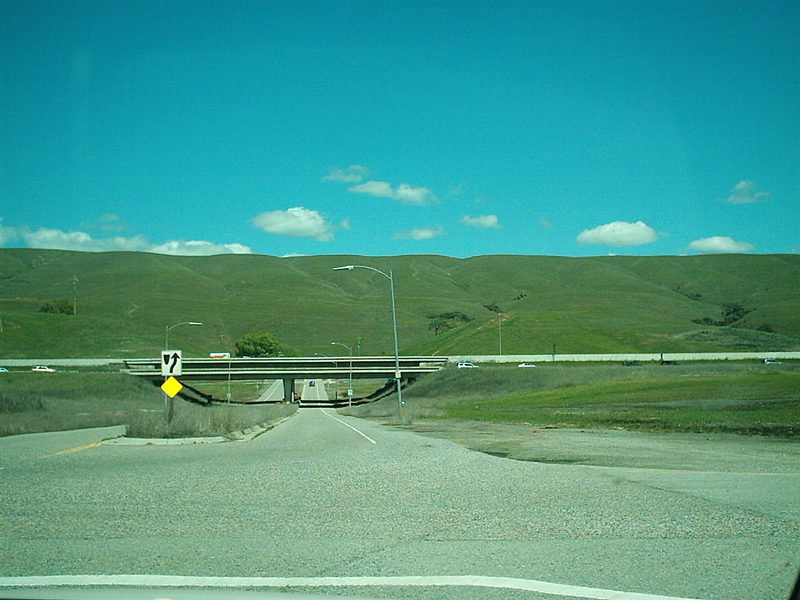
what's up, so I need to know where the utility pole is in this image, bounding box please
[72,276,79,316]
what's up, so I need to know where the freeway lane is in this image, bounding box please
[1,411,798,600]
[255,380,284,402]
[301,379,329,402]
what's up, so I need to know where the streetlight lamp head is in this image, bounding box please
[189,322,203,326]
[332,265,355,271]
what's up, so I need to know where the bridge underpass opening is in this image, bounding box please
[160,377,411,408]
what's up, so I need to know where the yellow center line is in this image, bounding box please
[38,441,101,459]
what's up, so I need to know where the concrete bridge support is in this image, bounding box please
[283,378,295,403]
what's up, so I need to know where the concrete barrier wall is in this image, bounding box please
[2,352,798,369]
[0,359,125,367]
[449,352,800,364]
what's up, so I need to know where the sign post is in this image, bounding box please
[161,350,182,423]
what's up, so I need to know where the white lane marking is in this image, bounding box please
[321,409,377,445]
[0,575,705,600]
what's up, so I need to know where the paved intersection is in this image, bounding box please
[1,410,798,599]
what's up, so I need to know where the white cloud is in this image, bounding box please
[327,165,436,206]
[150,240,253,256]
[393,226,445,240]
[394,183,434,206]
[21,227,149,252]
[349,180,434,206]
[11,225,252,255]
[577,221,659,247]
[323,165,370,183]
[251,206,335,241]
[96,213,125,232]
[349,180,395,199]
[686,236,754,254]
[725,180,770,204]
[459,214,501,229]
[0,219,18,245]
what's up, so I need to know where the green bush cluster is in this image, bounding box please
[38,298,74,315]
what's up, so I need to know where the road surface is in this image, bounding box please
[301,379,329,402]
[1,410,798,599]
[255,380,285,402]
[252,379,328,403]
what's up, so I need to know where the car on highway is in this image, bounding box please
[457,361,478,368]
[0,367,9,373]
[763,358,782,364]
[518,362,536,368]
[31,365,55,372]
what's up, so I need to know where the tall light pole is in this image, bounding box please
[331,341,353,407]
[72,276,79,316]
[333,265,403,412]
[498,312,503,356]
[165,321,203,350]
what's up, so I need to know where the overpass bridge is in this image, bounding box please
[123,356,448,403]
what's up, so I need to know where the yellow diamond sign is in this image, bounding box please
[161,376,183,398]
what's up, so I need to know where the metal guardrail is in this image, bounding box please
[123,356,449,381]
[449,352,800,363]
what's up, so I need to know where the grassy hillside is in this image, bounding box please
[0,249,798,358]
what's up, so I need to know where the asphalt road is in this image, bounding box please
[301,380,329,401]
[1,410,798,600]
[256,380,285,402]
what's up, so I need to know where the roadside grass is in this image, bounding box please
[444,371,800,436]
[191,380,275,403]
[344,362,800,436]
[0,372,295,438]
[126,402,296,438]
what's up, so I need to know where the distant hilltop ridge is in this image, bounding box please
[0,249,798,359]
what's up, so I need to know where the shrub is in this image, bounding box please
[38,298,74,315]
[0,391,45,412]
[234,331,297,357]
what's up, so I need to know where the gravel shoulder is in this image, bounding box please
[395,418,800,473]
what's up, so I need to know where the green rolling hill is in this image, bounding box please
[0,249,798,359]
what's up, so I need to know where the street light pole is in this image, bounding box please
[165,321,203,350]
[333,265,403,413]
[498,312,503,356]
[331,341,353,407]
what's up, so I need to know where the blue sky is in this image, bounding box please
[1,0,798,258]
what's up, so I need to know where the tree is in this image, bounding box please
[39,298,74,315]
[234,331,291,358]
[427,311,473,335]
[428,316,453,336]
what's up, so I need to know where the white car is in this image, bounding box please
[518,362,536,368]
[457,361,478,369]
[32,365,55,372]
